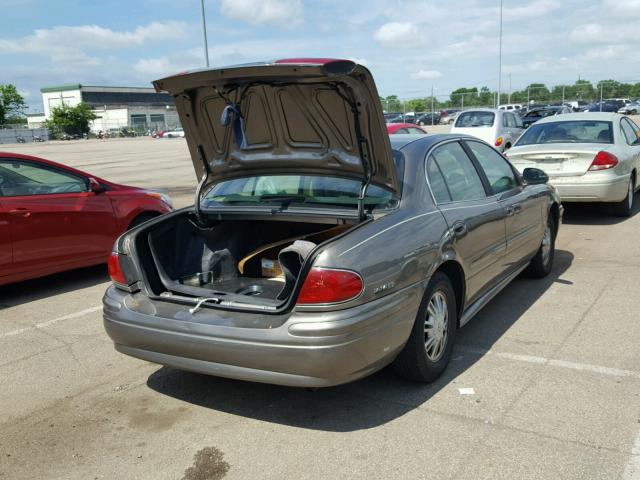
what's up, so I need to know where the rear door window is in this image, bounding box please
[455,111,495,128]
[427,142,487,203]
[465,141,519,195]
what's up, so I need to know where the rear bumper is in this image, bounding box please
[550,173,630,203]
[103,283,423,387]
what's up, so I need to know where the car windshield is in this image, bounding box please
[515,120,614,145]
[455,111,495,127]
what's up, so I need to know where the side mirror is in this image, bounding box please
[523,167,549,185]
[88,177,104,194]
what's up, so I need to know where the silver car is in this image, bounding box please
[103,59,561,387]
[506,112,640,216]
[450,108,525,152]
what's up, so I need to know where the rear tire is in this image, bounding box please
[393,272,457,383]
[612,177,635,217]
[523,213,555,278]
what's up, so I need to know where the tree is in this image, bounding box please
[43,103,97,138]
[0,84,27,125]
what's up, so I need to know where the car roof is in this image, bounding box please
[534,112,621,124]
[457,108,500,113]
[389,133,473,151]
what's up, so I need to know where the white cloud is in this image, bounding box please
[410,69,442,80]
[220,0,303,26]
[0,22,188,54]
[603,0,640,16]
[570,23,603,43]
[373,22,418,46]
[134,56,174,75]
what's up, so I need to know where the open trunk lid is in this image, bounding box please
[153,59,399,196]
[507,143,609,176]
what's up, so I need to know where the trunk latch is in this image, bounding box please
[189,297,222,314]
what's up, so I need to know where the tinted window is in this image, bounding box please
[455,111,495,128]
[516,120,614,145]
[428,142,486,202]
[503,112,517,128]
[620,118,638,145]
[0,160,87,197]
[407,127,426,134]
[466,141,519,195]
[426,158,451,203]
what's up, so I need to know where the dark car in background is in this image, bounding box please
[521,105,572,128]
[0,152,173,286]
[416,112,441,126]
[103,59,561,388]
[584,100,624,113]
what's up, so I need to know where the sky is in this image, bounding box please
[1,0,639,112]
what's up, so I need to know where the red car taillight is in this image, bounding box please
[107,252,128,286]
[296,268,363,304]
[588,151,619,171]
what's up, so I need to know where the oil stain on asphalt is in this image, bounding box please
[182,447,230,480]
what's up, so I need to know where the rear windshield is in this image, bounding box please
[455,111,495,128]
[515,120,614,145]
[203,176,398,210]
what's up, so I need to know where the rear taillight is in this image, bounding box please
[297,268,363,304]
[107,252,128,286]
[495,136,504,147]
[588,151,619,171]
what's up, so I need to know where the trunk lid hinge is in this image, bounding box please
[194,144,211,227]
[357,137,372,222]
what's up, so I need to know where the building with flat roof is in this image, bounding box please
[28,84,179,133]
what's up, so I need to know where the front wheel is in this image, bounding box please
[523,214,555,278]
[393,272,457,383]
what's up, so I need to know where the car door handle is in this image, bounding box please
[8,208,32,218]
[453,223,467,235]
[507,204,522,216]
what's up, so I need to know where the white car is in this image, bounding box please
[164,127,185,138]
[450,108,524,152]
[618,102,640,115]
[506,112,640,216]
[498,103,523,111]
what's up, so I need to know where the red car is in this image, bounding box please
[0,152,173,286]
[386,123,428,134]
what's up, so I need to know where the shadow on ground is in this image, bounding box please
[147,249,574,432]
[0,264,109,308]
[561,194,639,225]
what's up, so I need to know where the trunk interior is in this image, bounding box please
[135,213,355,307]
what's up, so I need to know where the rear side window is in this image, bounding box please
[427,142,487,203]
[466,141,519,195]
[620,118,638,145]
[455,111,495,128]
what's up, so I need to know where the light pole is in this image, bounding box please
[496,0,503,108]
[200,0,210,68]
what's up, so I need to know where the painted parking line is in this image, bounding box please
[457,345,640,380]
[0,306,102,338]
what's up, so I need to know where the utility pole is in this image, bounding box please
[508,73,512,103]
[461,94,464,111]
[431,85,435,126]
[527,86,530,106]
[562,86,565,105]
[600,83,603,112]
[200,0,210,68]
[497,0,503,108]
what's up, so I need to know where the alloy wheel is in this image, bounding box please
[424,291,448,361]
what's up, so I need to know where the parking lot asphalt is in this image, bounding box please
[1,137,640,480]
